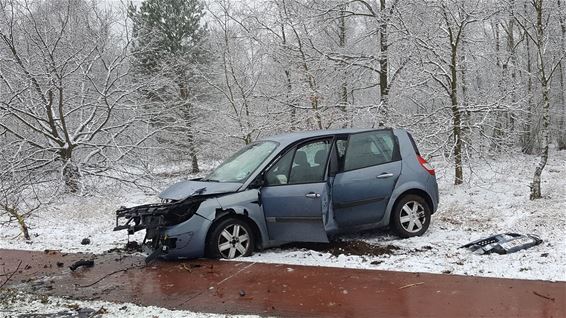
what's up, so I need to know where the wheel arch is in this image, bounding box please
[207,209,263,251]
[389,189,434,224]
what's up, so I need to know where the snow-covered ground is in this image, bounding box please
[0,289,259,318]
[243,149,566,282]
[1,149,565,282]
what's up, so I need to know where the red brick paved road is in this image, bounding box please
[1,249,564,317]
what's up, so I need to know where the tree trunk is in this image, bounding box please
[506,0,518,136]
[179,79,199,173]
[281,23,296,131]
[187,126,200,173]
[557,0,566,149]
[558,62,566,149]
[289,19,322,130]
[6,206,31,241]
[284,68,296,131]
[460,49,472,157]
[491,22,504,151]
[311,93,323,130]
[378,0,389,126]
[339,4,349,128]
[450,43,464,185]
[190,152,200,173]
[60,148,79,193]
[521,1,536,154]
[530,78,550,199]
[530,0,550,200]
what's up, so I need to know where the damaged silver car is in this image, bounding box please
[114,128,439,261]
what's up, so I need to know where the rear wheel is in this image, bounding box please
[207,218,255,259]
[391,195,431,238]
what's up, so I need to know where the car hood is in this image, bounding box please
[158,180,242,201]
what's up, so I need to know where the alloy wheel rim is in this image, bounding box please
[218,224,250,259]
[399,201,426,233]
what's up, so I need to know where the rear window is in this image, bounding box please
[343,130,400,171]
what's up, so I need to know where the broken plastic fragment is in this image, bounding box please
[460,233,542,255]
[69,259,95,271]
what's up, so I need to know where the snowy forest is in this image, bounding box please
[1,0,565,236]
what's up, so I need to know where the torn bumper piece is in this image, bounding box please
[113,197,211,261]
[143,230,196,263]
[461,233,542,255]
[113,198,200,234]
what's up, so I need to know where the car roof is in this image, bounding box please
[261,128,390,146]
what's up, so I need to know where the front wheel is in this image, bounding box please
[207,218,255,259]
[391,195,431,238]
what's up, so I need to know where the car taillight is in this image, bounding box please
[417,155,435,176]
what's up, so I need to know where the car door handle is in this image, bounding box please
[305,192,321,199]
[376,173,394,179]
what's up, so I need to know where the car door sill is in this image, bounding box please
[266,216,323,223]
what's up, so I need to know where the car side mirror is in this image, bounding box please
[249,174,265,189]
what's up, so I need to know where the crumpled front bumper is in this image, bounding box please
[151,214,212,261]
[113,197,212,262]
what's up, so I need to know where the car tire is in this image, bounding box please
[207,218,255,259]
[391,194,431,238]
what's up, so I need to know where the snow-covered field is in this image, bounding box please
[1,149,565,283]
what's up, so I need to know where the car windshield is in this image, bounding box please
[204,141,278,183]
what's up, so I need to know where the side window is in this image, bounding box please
[265,139,331,185]
[265,149,294,185]
[344,131,398,171]
[290,139,331,184]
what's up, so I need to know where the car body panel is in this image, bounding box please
[332,160,402,227]
[159,180,242,201]
[261,182,329,242]
[214,189,271,246]
[159,213,211,260]
[428,174,440,210]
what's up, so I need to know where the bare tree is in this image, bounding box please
[306,0,407,127]
[557,0,566,149]
[514,0,564,200]
[206,0,262,145]
[0,133,45,240]
[0,0,151,192]
[0,174,34,240]
[413,0,483,185]
[128,0,211,173]
[518,0,538,154]
[480,1,524,152]
[280,0,324,129]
